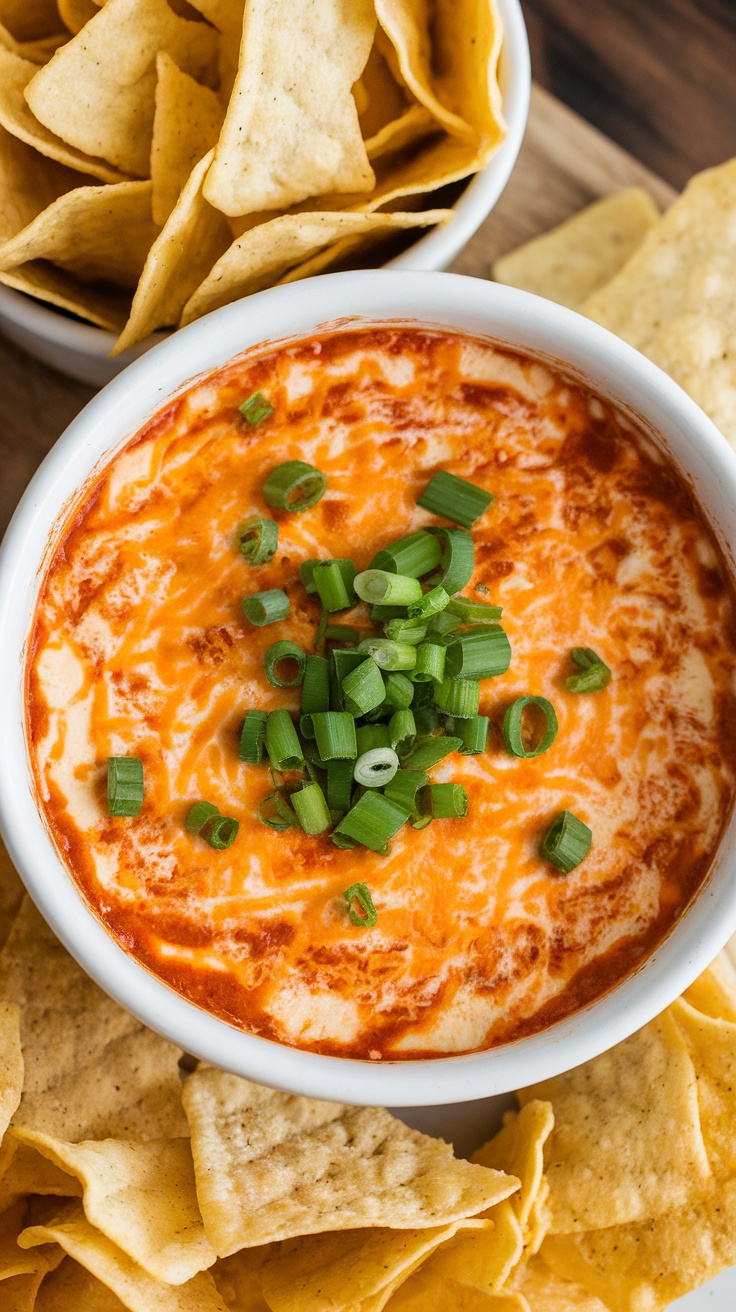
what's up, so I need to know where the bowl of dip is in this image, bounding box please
[2,269,736,1107]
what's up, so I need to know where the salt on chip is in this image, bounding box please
[181,1065,519,1257]
[35,1258,130,1312]
[472,1100,554,1238]
[0,0,61,41]
[179,209,452,326]
[203,0,376,216]
[150,53,224,226]
[0,49,130,183]
[25,0,219,177]
[681,953,736,1023]
[493,189,660,310]
[518,1009,709,1232]
[424,1198,523,1295]
[583,158,736,449]
[19,1201,229,1312]
[516,1256,608,1311]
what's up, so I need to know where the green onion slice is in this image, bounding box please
[206,815,239,850]
[407,585,450,622]
[413,704,439,735]
[384,769,428,817]
[265,708,303,770]
[343,882,378,927]
[503,696,559,758]
[567,647,612,694]
[335,792,408,853]
[445,627,511,680]
[263,460,327,512]
[258,792,295,831]
[410,642,445,685]
[356,723,390,755]
[239,709,267,763]
[327,758,355,812]
[265,640,306,688]
[384,618,427,645]
[383,672,414,710]
[312,711,358,761]
[418,470,493,528]
[239,391,273,425]
[353,570,423,607]
[426,527,474,595]
[541,810,592,873]
[353,747,399,788]
[459,715,489,755]
[342,657,385,715]
[292,782,331,835]
[301,654,330,714]
[425,783,469,818]
[369,530,442,577]
[370,604,405,622]
[107,756,144,817]
[299,559,320,594]
[434,678,481,719]
[389,709,416,756]
[427,609,463,638]
[403,735,462,771]
[325,625,360,645]
[358,638,417,672]
[313,559,356,612]
[237,516,278,565]
[185,800,219,834]
[446,596,503,623]
[242,588,290,626]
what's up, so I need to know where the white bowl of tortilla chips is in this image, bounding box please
[0,0,530,387]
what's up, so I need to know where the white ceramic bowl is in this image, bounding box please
[0,0,530,389]
[3,270,736,1107]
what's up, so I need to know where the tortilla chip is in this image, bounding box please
[583,159,736,449]
[516,1256,608,1312]
[184,0,244,100]
[112,150,229,354]
[203,0,375,216]
[384,1268,522,1311]
[423,1199,523,1295]
[518,1010,710,1232]
[357,40,408,142]
[0,0,61,41]
[181,1065,519,1257]
[366,104,435,161]
[25,0,219,177]
[493,189,660,310]
[0,898,187,1141]
[681,953,736,1022]
[0,1200,63,1312]
[523,1180,551,1260]
[180,208,451,325]
[0,1136,82,1214]
[432,0,505,142]
[0,262,130,330]
[12,1129,215,1285]
[472,1101,554,1238]
[671,996,736,1177]
[150,53,224,226]
[19,1201,228,1312]
[58,0,98,34]
[374,0,473,141]
[0,1001,22,1139]
[211,1247,273,1312]
[0,49,129,183]
[0,839,24,948]
[35,1258,130,1312]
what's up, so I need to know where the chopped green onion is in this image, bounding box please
[353,747,399,788]
[258,792,294,831]
[358,638,417,672]
[185,800,219,834]
[446,596,503,624]
[265,640,306,687]
[434,678,481,718]
[300,714,316,739]
[325,625,360,645]
[418,470,493,528]
[327,758,354,812]
[206,815,239,850]
[389,709,416,756]
[330,648,365,709]
[503,696,559,758]
[459,715,489,755]
[301,655,330,714]
[353,570,423,607]
[107,756,144,817]
[263,460,326,512]
[384,769,428,817]
[383,672,414,710]
[411,813,433,831]
[370,604,405,622]
[369,530,442,577]
[566,647,612,694]
[427,609,463,638]
[384,618,427,645]
[426,527,474,595]
[313,559,356,611]
[342,657,385,715]
[343,882,378,927]
[299,559,320,594]
[445,627,511,680]
[424,783,469,818]
[403,735,462,770]
[541,810,592,873]
[413,704,440,735]
[292,782,331,835]
[332,832,356,849]
[312,711,358,761]
[407,585,449,621]
[239,391,273,425]
[242,588,290,626]
[237,516,278,565]
[335,792,408,853]
[410,642,446,685]
[239,710,267,763]
[265,709,303,770]
[356,723,390,754]
[314,607,328,655]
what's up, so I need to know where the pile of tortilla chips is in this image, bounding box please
[492,157,736,451]
[0,0,506,356]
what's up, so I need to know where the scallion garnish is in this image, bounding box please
[413,704,440,735]
[258,792,295,831]
[426,527,474,595]
[325,625,360,644]
[326,758,354,812]
[459,715,489,755]
[342,658,385,715]
[444,627,511,680]
[503,696,558,758]
[313,559,356,611]
[369,530,442,577]
[263,460,326,512]
[312,711,358,761]
[239,391,273,425]
[418,470,493,528]
[335,792,408,853]
[358,638,417,672]
[566,647,612,694]
[541,810,592,873]
[403,735,462,771]
[299,559,320,594]
[356,723,390,754]
[206,815,239,850]
[370,604,405,622]
[427,609,463,638]
[384,769,428,817]
[383,672,414,710]
[353,569,423,607]
[265,640,306,687]
[343,882,378,927]
[384,618,427,645]
[292,782,331,835]
[434,678,481,718]
[388,709,416,756]
[445,596,503,624]
[424,783,469,818]
[107,756,144,817]
[242,588,290,626]
[330,648,366,709]
[353,747,399,788]
[301,655,330,714]
[185,800,219,834]
[410,642,446,685]
[265,709,303,770]
[238,516,278,565]
[407,585,449,622]
[239,710,267,763]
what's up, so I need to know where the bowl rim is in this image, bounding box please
[0,0,531,363]
[3,269,736,1107]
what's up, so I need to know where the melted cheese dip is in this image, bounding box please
[27,327,736,1058]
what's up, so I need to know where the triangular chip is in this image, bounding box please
[423,1199,523,1295]
[0,1138,82,1213]
[384,1267,523,1311]
[150,53,224,226]
[681,953,736,1022]
[518,1010,710,1232]
[181,1065,519,1257]
[431,0,505,142]
[516,1256,609,1311]
[472,1101,554,1238]
[179,208,451,325]
[0,1200,64,1310]
[184,0,244,101]
[671,996,736,1176]
[25,0,219,176]
[203,0,376,215]
[356,39,408,143]
[211,1247,273,1312]
[35,1258,130,1312]
[0,261,131,330]
[374,0,473,140]
[0,0,61,42]
[365,103,435,161]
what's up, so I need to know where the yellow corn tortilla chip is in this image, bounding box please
[25,0,219,177]
[203,0,376,216]
[493,189,660,310]
[113,150,230,355]
[0,1200,64,1312]
[58,0,98,33]
[182,1065,519,1257]
[0,839,24,948]
[211,1247,273,1312]
[472,1101,554,1238]
[0,0,61,41]
[0,262,131,330]
[0,1001,22,1139]
[36,1258,130,1312]
[384,1268,522,1311]
[357,40,408,142]
[13,1129,215,1285]
[432,0,505,141]
[583,158,736,449]
[19,1201,228,1312]
[365,104,435,161]
[0,1137,82,1212]
[306,132,490,215]
[150,53,224,226]
[518,1010,710,1232]
[0,179,158,287]
[682,954,736,1022]
[0,49,129,183]
[0,898,187,1141]
[185,0,244,100]
[374,0,473,141]
[671,996,736,1176]
[516,1256,608,1311]
[180,208,451,326]
[523,1179,551,1261]
[424,1199,523,1295]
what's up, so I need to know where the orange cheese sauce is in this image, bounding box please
[26,327,736,1059]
